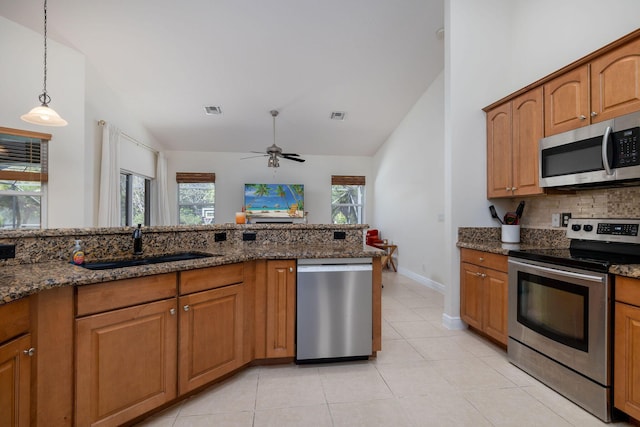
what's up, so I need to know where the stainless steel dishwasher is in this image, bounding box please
[296,258,372,363]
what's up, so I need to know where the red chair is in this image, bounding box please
[366,229,384,247]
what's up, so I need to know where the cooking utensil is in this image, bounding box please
[515,201,525,220]
[504,212,518,225]
[489,205,503,224]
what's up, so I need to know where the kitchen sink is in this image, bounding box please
[80,252,219,270]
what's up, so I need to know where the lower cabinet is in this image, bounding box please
[265,260,296,358]
[178,283,244,394]
[75,298,177,427]
[614,276,640,420]
[0,334,32,427]
[0,297,32,427]
[460,248,508,345]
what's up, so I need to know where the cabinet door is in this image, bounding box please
[266,260,296,358]
[614,301,640,419]
[0,334,31,427]
[460,262,483,331]
[178,284,244,394]
[544,66,590,136]
[591,37,640,122]
[483,269,508,346]
[512,87,544,196]
[486,102,513,198]
[76,299,177,427]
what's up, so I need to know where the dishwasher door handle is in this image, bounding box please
[297,264,372,273]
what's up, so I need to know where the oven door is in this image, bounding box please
[508,258,610,385]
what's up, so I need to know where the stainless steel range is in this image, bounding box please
[508,218,640,422]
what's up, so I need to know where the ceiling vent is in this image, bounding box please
[204,106,223,115]
[330,111,346,121]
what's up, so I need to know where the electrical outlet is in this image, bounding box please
[551,213,560,227]
[242,232,256,241]
[0,244,15,260]
[214,232,227,242]
[333,231,346,240]
[561,212,572,227]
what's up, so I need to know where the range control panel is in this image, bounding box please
[567,218,640,243]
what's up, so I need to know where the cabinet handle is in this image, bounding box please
[478,257,484,262]
[482,273,487,278]
[505,187,511,191]
[170,308,176,316]
[591,111,598,117]
[511,187,517,191]
[579,115,587,120]
[183,305,190,312]
[289,267,294,273]
[476,272,483,277]
[23,348,35,357]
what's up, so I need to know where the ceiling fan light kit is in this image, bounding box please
[242,110,306,168]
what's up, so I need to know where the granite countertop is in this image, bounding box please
[457,227,640,280]
[0,243,383,305]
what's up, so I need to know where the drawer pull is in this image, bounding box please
[579,115,587,120]
[289,267,294,273]
[591,111,598,117]
[478,257,484,262]
[23,348,35,357]
[170,308,176,316]
[183,305,190,312]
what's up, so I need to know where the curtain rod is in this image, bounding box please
[98,120,159,155]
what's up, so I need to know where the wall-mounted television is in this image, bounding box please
[244,184,304,218]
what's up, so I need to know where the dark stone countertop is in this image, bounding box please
[0,244,383,305]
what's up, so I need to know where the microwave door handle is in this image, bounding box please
[602,125,614,175]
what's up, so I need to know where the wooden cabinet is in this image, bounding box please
[545,37,640,136]
[460,249,508,345]
[487,87,544,198]
[265,260,296,358]
[178,265,244,395]
[614,276,640,420]
[75,274,178,427]
[0,298,32,427]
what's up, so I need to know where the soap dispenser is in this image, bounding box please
[133,224,143,255]
[71,240,85,265]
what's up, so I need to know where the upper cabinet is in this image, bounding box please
[487,87,544,198]
[591,37,640,123]
[544,36,640,137]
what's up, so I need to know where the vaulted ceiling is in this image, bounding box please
[1,0,444,156]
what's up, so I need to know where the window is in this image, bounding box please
[0,127,50,229]
[331,175,365,224]
[120,172,150,226]
[177,172,216,225]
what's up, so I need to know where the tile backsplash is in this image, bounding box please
[517,186,640,228]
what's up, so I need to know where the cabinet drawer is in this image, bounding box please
[460,248,507,272]
[76,273,177,316]
[180,263,244,295]
[0,298,29,344]
[616,276,640,306]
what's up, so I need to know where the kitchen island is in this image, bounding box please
[0,224,383,427]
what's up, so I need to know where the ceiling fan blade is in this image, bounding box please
[241,154,268,160]
[280,152,300,156]
[282,155,306,163]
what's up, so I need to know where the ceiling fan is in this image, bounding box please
[244,110,305,168]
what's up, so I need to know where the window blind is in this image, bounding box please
[331,175,365,186]
[176,172,216,183]
[0,127,50,183]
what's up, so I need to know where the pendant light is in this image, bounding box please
[21,0,68,127]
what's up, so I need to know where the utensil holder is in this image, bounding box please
[501,224,520,243]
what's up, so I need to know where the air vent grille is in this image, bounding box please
[204,106,223,115]
[330,111,346,120]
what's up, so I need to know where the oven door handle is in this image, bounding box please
[509,260,606,283]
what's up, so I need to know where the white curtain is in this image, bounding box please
[97,123,121,227]
[155,151,171,225]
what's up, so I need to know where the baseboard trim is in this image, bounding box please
[396,267,446,294]
[442,313,466,330]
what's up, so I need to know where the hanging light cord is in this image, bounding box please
[39,0,51,107]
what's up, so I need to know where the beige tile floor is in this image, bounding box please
[136,271,634,427]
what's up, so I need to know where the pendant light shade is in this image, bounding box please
[21,0,67,127]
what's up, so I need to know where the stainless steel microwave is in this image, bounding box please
[539,110,640,188]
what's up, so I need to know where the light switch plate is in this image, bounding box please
[561,212,572,227]
[551,213,560,227]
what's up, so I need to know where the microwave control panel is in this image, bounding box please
[614,127,639,167]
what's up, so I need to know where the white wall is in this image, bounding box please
[165,151,373,225]
[442,0,640,328]
[0,16,86,228]
[372,71,445,290]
